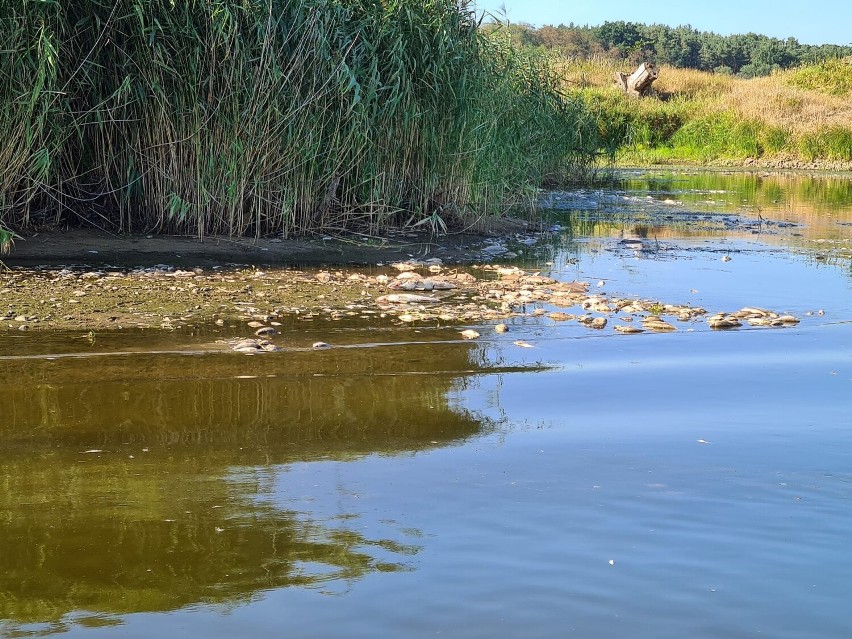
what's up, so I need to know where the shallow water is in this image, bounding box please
[1,169,851,638]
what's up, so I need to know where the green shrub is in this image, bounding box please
[668,114,770,159]
[787,58,852,96]
[799,127,852,161]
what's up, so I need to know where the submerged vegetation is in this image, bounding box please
[568,59,852,165]
[0,0,605,239]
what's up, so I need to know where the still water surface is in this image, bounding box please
[1,170,851,638]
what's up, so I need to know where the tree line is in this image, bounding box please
[486,20,852,78]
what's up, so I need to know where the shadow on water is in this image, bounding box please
[0,337,502,634]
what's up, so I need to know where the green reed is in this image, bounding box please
[0,0,604,238]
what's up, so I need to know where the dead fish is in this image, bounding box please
[389,279,457,291]
[547,312,574,322]
[735,307,771,318]
[232,338,279,353]
[513,340,534,348]
[747,317,773,326]
[233,339,261,351]
[614,324,644,334]
[642,317,676,332]
[376,293,439,305]
[708,315,741,329]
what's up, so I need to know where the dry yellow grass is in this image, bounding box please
[651,66,735,101]
[725,75,852,134]
[561,59,852,162]
[565,60,852,136]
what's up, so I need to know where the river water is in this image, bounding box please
[1,169,851,638]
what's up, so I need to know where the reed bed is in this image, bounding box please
[0,0,604,238]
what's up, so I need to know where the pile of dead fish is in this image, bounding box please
[373,261,802,336]
[223,260,803,352]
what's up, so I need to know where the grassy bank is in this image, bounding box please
[0,1,604,240]
[569,58,852,165]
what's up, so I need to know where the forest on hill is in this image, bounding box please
[487,20,852,78]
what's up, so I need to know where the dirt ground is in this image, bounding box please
[2,226,505,269]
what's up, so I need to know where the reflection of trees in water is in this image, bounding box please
[0,342,488,453]
[540,171,852,274]
[0,341,492,629]
[0,455,420,628]
[618,171,852,233]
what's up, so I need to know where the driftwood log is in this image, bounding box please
[614,62,658,97]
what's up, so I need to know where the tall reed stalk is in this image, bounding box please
[0,0,604,238]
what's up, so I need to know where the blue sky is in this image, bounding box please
[473,0,852,46]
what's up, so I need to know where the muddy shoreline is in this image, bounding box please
[2,225,511,269]
[0,223,545,333]
[1,235,802,340]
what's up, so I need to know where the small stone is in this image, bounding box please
[494,323,509,333]
[255,326,276,337]
[247,321,265,328]
[460,329,480,340]
[721,255,732,262]
[312,342,331,350]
